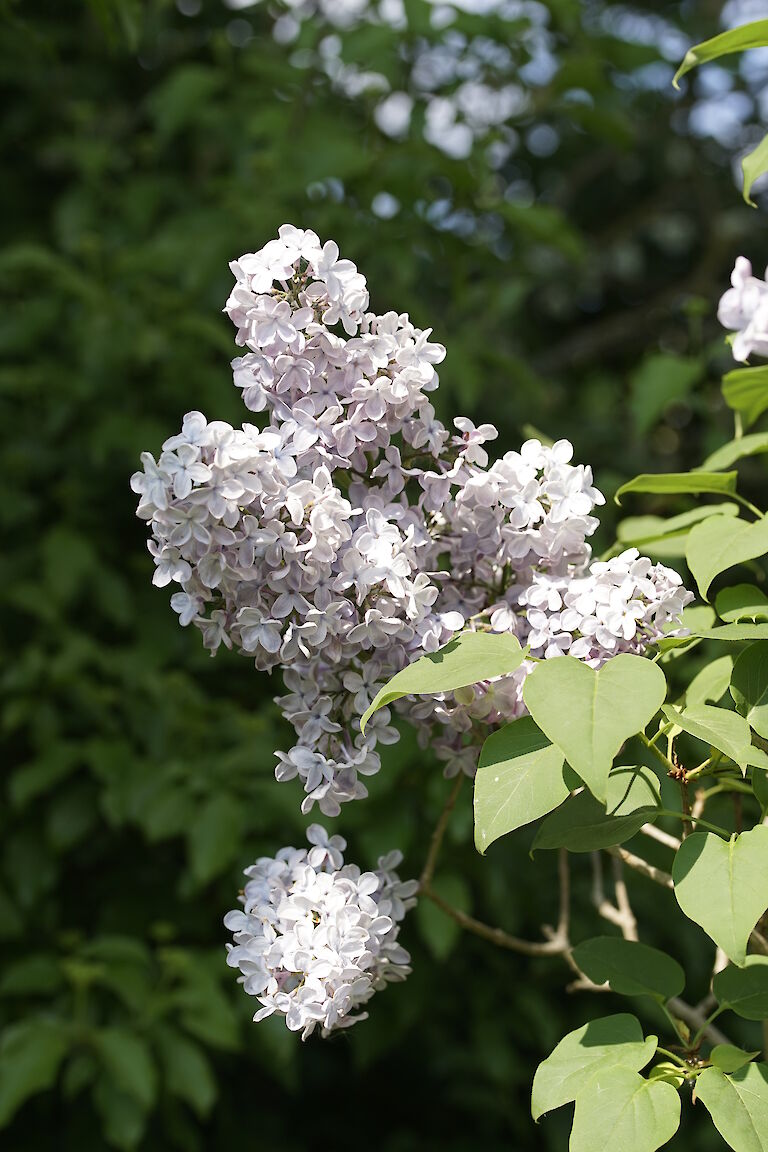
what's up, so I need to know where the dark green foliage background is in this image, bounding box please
[1,1,765,1148]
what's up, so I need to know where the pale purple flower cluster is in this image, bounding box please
[224,825,416,1037]
[718,256,768,362]
[132,225,691,809]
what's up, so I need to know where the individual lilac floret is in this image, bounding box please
[132,225,693,805]
[718,256,768,362]
[224,825,416,1039]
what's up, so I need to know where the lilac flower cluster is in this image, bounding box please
[224,825,416,1037]
[132,224,692,817]
[718,256,768,362]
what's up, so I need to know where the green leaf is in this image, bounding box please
[723,366,768,431]
[615,471,737,505]
[531,1014,657,1120]
[672,828,768,965]
[570,1067,680,1152]
[755,769,768,816]
[686,515,768,600]
[700,434,768,472]
[629,354,703,435]
[474,717,567,852]
[685,656,733,708]
[714,957,768,1020]
[415,874,471,961]
[616,504,739,561]
[92,1076,147,1151]
[0,1019,69,1126]
[717,585,768,624]
[743,133,768,207]
[674,20,768,87]
[662,704,768,772]
[696,625,768,642]
[570,937,685,1002]
[187,794,244,885]
[155,1026,217,1117]
[696,1063,768,1152]
[532,766,660,853]
[360,632,526,733]
[522,654,666,803]
[731,642,768,739]
[94,1029,157,1110]
[710,1045,760,1074]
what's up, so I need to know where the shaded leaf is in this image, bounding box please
[714,958,768,1021]
[730,642,768,739]
[532,766,660,853]
[571,937,684,1002]
[0,1019,69,1126]
[743,132,768,208]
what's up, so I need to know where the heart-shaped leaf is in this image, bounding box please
[714,957,768,1020]
[686,515,768,600]
[522,655,666,803]
[360,631,526,733]
[531,1014,656,1120]
[570,1067,680,1152]
[672,828,768,965]
[696,1063,768,1152]
[716,585,768,624]
[571,938,684,1003]
[723,366,768,430]
[473,717,567,853]
[532,766,660,853]
[731,642,768,740]
[662,704,768,773]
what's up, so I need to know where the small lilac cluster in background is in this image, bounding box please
[132,226,693,1035]
[224,825,416,1038]
[718,257,768,362]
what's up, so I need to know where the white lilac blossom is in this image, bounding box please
[224,825,416,1037]
[718,256,768,362]
[132,224,693,809]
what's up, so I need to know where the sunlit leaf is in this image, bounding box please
[615,471,737,505]
[674,20,768,87]
[700,433,768,472]
[673,828,768,965]
[570,1067,680,1152]
[662,703,768,772]
[742,132,768,208]
[722,366,768,430]
[523,655,666,803]
[717,585,768,624]
[696,1063,768,1152]
[360,632,526,733]
[685,515,768,599]
[531,1014,656,1120]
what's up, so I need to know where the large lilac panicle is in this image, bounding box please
[132,224,693,811]
[224,825,416,1038]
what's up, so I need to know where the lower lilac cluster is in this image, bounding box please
[224,825,416,1038]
